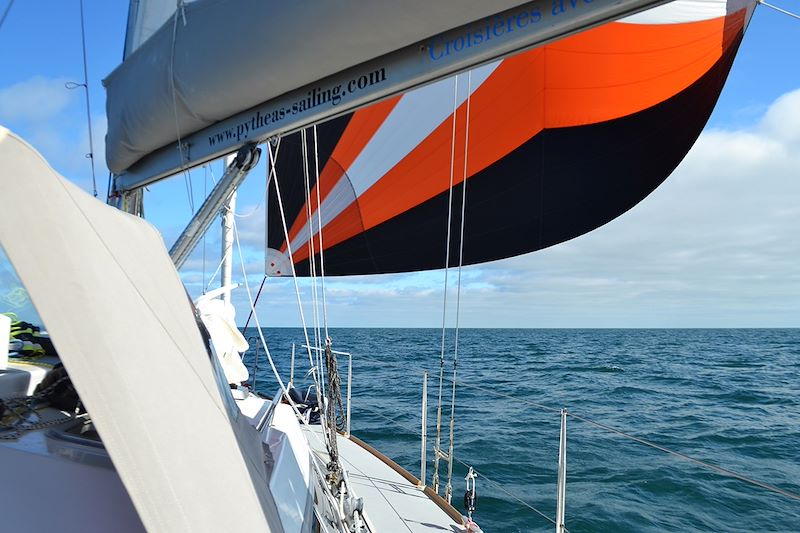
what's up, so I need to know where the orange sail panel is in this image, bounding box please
[268,0,754,276]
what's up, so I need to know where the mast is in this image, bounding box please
[220,154,236,305]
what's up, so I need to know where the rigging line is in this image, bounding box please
[264,147,270,279]
[202,165,207,292]
[267,140,330,446]
[77,0,97,197]
[202,164,228,292]
[758,0,800,20]
[445,70,473,502]
[566,411,800,504]
[243,274,268,330]
[204,247,227,293]
[352,349,800,505]
[301,129,324,394]
[300,131,318,343]
[233,214,344,484]
[351,349,561,414]
[355,401,561,531]
[312,125,329,338]
[302,128,322,344]
[233,216,288,394]
[433,73,460,494]
[229,163,269,218]
[0,0,13,32]
[465,463,562,531]
[168,6,194,214]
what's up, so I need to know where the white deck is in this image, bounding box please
[302,425,464,533]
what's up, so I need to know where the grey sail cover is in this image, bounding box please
[104,0,532,174]
[0,127,281,532]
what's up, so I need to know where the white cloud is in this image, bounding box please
[183,89,800,327]
[0,76,73,123]
[0,76,108,193]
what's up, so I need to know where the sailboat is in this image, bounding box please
[0,0,760,531]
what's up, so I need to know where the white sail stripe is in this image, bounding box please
[286,0,746,254]
[346,60,499,198]
[288,177,356,254]
[288,61,500,253]
[621,0,740,24]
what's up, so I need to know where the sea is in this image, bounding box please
[241,328,800,533]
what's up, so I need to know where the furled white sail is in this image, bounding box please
[0,127,282,532]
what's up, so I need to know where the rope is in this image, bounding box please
[463,460,565,532]
[301,130,322,363]
[445,69,473,503]
[267,140,330,448]
[168,5,194,214]
[566,412,800,503]
[202,164,208,290]
[758,0,800,19]
[232,214,287,394]
[350,351,800,504]
[0,0,14,32]
[77,0,97,197]
[354,401,562,531]
[433,73,460,494]
[312,125,329,339]
[243,274,268,330]
[301,129,325,396]
[228,217,349,514]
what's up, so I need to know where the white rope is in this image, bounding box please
[312,125,330,339]
[445,69,472,501]
[758,0,800,19]
[232,218,286,393]
[77,0,97,197]
[301,129,325,396]
[267,140,330,446]
[202,164,208,290]
[433,73,460,494]
[354,401,562,530]
[232,220,348,514]
[204,250,228,293]
[168,6,194,214]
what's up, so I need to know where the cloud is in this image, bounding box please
[0,76,73,122]
[0,76,107,193]
[180,88,800,327]
[454,88,800,327]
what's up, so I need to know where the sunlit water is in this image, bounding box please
[242,328,800,532]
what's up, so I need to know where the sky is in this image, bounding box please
[0,1,798,328]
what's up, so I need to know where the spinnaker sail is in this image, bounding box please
[266,0,755,276]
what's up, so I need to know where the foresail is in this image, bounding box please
[266,0,756,276]
[0,128,281,532]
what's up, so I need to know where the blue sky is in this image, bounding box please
[1,1,799,327]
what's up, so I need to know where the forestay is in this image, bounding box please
[0,128,282,533]
[266,0,756,276]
